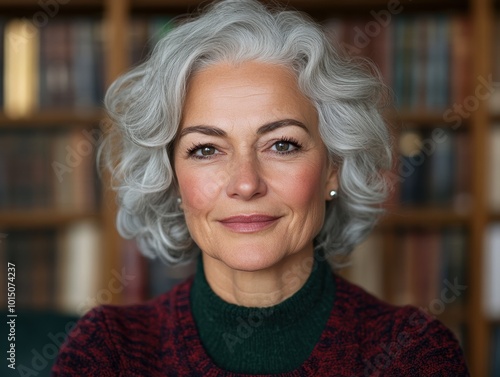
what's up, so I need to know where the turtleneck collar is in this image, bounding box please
[190,253,336,374]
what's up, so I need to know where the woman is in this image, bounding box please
[53,0,469,375]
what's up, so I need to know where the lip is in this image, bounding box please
[218,214,280,233]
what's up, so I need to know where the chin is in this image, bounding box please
[217,245,286,273]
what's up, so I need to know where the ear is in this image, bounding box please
[324,162,339,201]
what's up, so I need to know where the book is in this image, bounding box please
[426,127,454,205]
[121,238,148,304]
[411,230,440,308]
[56,220,102,314]
[3,19,39,118]
[0,18,4,108]
[323,15,467,111]
[399,128,427,205]
[453,131,472,212]
[30,230,57,309]
[3,17,104,112]
[490,126,500,212]
[491,325,500,377]
[72,19,99,109]
[5,231,33,308]
[391,228,467,311]
[483,223,500,319]
[39,20,73,109]
[0,127,100,212]
[491,16,500,115]
[450,16,471,106]
[440,227,467,306]
[341,232,384,299]
[0,233,6,307]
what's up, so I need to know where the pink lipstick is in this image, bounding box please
[219,215,279,233]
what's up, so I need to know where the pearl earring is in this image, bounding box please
[329,190,337,198]
[177,197,182,205]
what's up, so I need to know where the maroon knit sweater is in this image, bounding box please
[52,274,469,376]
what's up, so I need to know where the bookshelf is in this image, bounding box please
[0,0,498,376]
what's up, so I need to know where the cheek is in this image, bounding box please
[276,160,327,208]
[176,167,229,212]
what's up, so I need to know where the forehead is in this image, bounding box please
[181,61,317,128]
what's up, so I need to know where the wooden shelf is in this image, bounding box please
[491,213,500,222]
[0,211,101,229]
[0,110,105,128]
[379,207,469,228]
[130,0,468,13]
[0,0,103,13]
[386,110,470,128]
[438,304,468,325]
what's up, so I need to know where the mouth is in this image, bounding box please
[218,215,280,233]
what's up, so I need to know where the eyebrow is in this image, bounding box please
[178,119,309,138]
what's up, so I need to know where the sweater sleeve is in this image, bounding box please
[385,307,470,376]
[51,307,120,376]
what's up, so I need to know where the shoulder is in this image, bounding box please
[333,274,470,376]
[52,279,192,376]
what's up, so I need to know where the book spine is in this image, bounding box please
[484,223,500,319]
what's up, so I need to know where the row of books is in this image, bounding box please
[326,14,471,111]
[0,220,102,314]
[2,14,500,116]
[0,127,101,211]
[128,14,500,115]
[129,17,174,66]
[344,227,467,311]
[0,18,105,117]
[394,127,470,209]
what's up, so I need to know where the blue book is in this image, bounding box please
[491,326,500,377]
[72,19,98,108]
[427,128,455,204]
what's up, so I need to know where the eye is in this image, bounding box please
[187,143,220,159]
[271,138,301,153]
[197,146,216,156]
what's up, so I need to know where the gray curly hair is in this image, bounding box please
[100,0,393,265]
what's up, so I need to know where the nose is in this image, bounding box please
[225,154,267,200]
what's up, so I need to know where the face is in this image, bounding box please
[174,61,337,272]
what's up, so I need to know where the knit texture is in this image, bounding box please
[190,257,335,374]
[52,272,470,376]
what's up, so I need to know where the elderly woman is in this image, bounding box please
[53,0,469,375]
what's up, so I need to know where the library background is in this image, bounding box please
[0,0,499,376]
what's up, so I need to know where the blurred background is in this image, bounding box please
[0,0,498,376]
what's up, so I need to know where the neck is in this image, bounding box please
[202,247,315,307]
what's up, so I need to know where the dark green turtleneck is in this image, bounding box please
[190,254,336,374]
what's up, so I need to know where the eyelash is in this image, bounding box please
[186,142,218,160]
[271,136,302,155]
[186,137,303,160]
